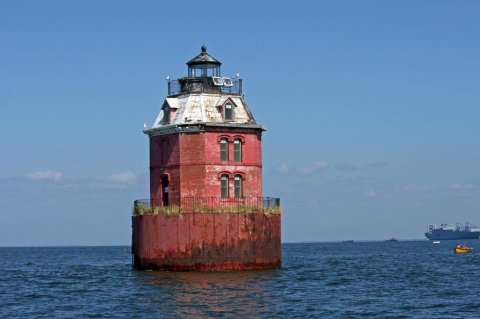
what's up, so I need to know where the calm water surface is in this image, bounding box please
[1,241,480,318]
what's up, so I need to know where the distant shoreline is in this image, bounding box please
[1,239,439,248]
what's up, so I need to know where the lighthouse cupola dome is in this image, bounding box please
[186,46,221,77]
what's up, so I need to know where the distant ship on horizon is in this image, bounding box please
[425,223,480,240]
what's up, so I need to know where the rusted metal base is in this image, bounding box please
[132,213,281,271]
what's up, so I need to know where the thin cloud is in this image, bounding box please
[368,161,388,168]
[296,161,329,175]
[450,184,463,189]
[335,163,358,172]
[109,171,136,184]
[363,190,378,198]
[275,163,289,174]
[25,170,62,182]
[448,183,475,190]
[402,184,433,192]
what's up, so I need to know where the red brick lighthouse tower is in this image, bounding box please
[132,47,281,271]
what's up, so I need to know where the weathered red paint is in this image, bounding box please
[134,49,281,271]
[132,213,281,271]
[149,130,263,202]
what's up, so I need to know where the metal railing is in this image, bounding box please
[167,77,242,96]
[133,196,280,215]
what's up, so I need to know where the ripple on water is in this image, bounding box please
[2,242,480,318]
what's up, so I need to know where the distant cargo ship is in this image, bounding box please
[425,223,480,240]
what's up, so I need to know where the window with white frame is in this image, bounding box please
[234,138,242,162]
[234,175,242,199]
[224,103,233,120]
[221,174,229,198]
[220,138,228,161]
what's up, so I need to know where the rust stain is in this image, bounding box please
[132,213,281,271]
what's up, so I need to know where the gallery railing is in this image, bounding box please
[167,77,242,96]
[133,196,280,215]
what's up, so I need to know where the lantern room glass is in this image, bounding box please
[188,64,221,77]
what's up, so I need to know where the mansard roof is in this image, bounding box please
[151,93,256,128]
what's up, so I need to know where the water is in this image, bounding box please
[1,241,479,318]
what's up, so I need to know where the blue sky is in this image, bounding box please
[1,1,479,245]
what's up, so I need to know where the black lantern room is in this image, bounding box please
[168,46,241,96]
[186,46,221,77]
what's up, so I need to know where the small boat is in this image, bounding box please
[386,237,398,242]
[343,240,354,243]
[432,240,440,244]
[454,244,473,254]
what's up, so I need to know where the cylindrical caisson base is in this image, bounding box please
[132,213,281,271]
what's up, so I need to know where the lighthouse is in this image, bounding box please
[132,46,281,271]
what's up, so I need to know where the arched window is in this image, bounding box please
[233,138,242,162]
[221,174,229,198]
[224,103,233,120]
[234,175,242,199]
[220,138,228,161]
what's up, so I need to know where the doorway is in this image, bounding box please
[162,176,169,206]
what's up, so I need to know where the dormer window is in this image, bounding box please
[164,106,170,124]
[225,103,233,120]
